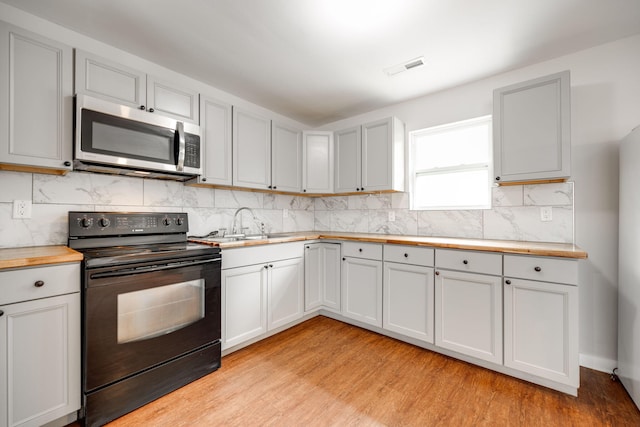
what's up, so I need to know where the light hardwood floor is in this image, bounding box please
[91,316,639,426]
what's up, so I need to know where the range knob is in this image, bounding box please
[175,217,184,226]
[163,218,172,226]
[81,217,93,228]
[99,218,111,228]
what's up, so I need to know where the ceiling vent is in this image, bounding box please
[384,56,425,76]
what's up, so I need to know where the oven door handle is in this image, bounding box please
[90,257,221,279]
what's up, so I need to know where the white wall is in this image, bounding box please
[321,34,640,371]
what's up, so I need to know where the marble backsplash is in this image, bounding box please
[0,170,574,248]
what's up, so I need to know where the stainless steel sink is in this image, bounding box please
[196,233,295,243]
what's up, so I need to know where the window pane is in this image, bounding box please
[414,169,490,209]
[414,121,490,170]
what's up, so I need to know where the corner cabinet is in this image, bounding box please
[503,255,579,388]
[0,263,81,427]
[304,242,341,312]
[0,22,73,174]
[302,131,334,194]
[75,50,199,124]
[493,71,571,184]
[434,249,503,364]
[334,117,405,193]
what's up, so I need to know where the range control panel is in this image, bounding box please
[68,211,189,237]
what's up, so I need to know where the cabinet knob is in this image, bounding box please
[495,176,501,181]
[148,108,155,113]
[342,257,346,261]
[534,266,542,272]
[435,271,440,276]
[34,280,45,288]
[140,105,146,110]
[268,185,272,189]
[505,279,512,285]
[202,178,207,182]
[269,264,273,268]
[359,248,363,252]
[305,246,309,249]
[64,161,71,167]
[264,265,268,269]
[463,259,469,265]
[273,186,277,190]
[404,253,408,258]
[303,189,307,192]
[361,187,365,191]
[0,310,4,317]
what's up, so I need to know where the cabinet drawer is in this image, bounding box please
[222,242,304,270]
[383,245,434,266]
[0,263,80,305]
[504,255,578,285]
[342,242,383,260]
[435,249,502,276]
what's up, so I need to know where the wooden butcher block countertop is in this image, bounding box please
[190,231,588,259]
[0,246,83,270]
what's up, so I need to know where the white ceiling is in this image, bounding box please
[2,0,640,126]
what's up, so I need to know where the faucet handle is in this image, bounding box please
[218,227,227,237]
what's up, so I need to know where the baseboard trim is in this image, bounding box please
[580,353,617,373]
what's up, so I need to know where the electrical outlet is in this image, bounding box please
[540,206,552,222]
[388,211,396,222]
[12,200,32,219]
[283,208,289,219]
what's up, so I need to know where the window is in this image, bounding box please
[409,116,492,210]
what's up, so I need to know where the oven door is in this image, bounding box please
[83,257,220,392]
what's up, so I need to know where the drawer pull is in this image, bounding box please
[359,248,363,252]
[505,279,512,285]
[534,266,542,272]
[34,280,45,288]
[435,271,440,276]
[404,253,408,258]
[463,260,469,265]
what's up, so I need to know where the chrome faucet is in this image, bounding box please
[230,207,259,236]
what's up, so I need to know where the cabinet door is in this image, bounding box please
[271,122,302,192]
[334,126,361,193]
[0,23,73,172]
[197,95,232,185]
[233,107,272,189]
[0,293,80,427]
[302,131,334,194]
[222,264,267,349]
[147,76,199,124]
[268,258,304,330]
[361,117,393,192]
[341,256,383,327]
[304,243,341,312]
[435,269,502,364]
[74,49,145,109]
[383,262,434,343]
[493,71,571,183]
[504,278,578,387]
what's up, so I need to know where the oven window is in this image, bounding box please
[117,279,205,344]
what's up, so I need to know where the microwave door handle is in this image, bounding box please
[176,121,186,171]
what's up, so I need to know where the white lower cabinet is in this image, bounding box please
[434,250,503,364]
[304,243,341,312]
[0,263,81,427]
[503,255,579,387]
[341,243,383,327]
[221,243,304,350]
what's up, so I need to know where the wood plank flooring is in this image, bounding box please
[92,316,639,426]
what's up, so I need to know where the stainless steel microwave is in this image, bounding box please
[74,94,202,180]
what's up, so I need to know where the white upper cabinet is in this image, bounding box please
[493,70,571,183]
[271,122,302,192]
[0,22,73,173]
[232,107,272,189]
[334,126,361,192]
[334,117,405,193]
[302,131,334,194]
[194,95,232,186]
[75,50,199,124]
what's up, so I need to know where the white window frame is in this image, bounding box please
[409,115,493,210]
